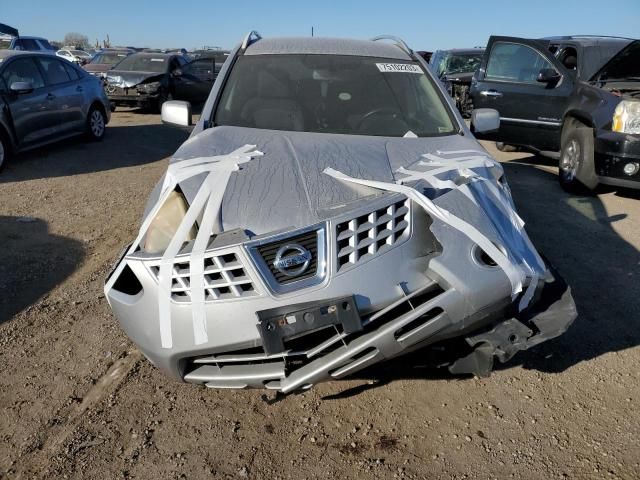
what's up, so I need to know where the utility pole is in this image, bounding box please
[311,26,314,37]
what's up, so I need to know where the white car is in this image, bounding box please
[56,49,92,64]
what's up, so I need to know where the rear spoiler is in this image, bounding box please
[0,23,19,37]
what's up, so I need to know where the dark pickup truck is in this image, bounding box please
[470,35,640,191]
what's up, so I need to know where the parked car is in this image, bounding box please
[104,52,218,111]
[4,35,56,53]
[56,49,92,65]
[83,49,133,77]
[470,35,640,191]
[0,51,110,172]
[104,33,576,392]
[430,48,484,117]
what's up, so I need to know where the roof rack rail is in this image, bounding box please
[241,31,262,50]
[370,35,414,56]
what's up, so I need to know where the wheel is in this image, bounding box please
[156,90,173,113]
[558,121,598,192]
[495,142,519,152]
[0,133,8,173]
[86,106,106,141]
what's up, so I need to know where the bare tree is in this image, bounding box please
[63,32,89,49]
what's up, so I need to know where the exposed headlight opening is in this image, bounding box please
[143,190,196,254]
[137,81,162,94]
[612,100,640,134]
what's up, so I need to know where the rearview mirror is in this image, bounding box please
[537,68,561,85]
[161,100,192,127]
[10,81,34,94]
[471,108,500,134]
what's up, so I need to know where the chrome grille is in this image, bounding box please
[256,230,318,285]
[148,252,258,303]
[335,197,410,271]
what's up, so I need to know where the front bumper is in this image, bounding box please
[595,130,640,188]
[107,92,159,108]
[106,191,577,392]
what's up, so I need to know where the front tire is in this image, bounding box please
[86,106,106,141]
[558,121,598,193]
[0,133,8,173]
[156,90,173,113]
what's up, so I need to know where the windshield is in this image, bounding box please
[596,41,640,82]
[440,53,483,75]
[214,54,456,137]
[92,53,128,65]
[71,50,87,56]
[114,55,168,72]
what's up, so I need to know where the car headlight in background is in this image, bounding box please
[612,100,640,134]
[137,81,162,94]
[143,190,196,254]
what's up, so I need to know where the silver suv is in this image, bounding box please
[105,33,576,393]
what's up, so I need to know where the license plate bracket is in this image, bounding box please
[256,296,362,355]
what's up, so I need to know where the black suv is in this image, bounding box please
[470,35,640,191]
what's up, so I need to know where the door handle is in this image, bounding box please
[479,90,503,98]
[76,86,83,92]
[46,93,56,101]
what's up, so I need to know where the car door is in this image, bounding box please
[173,58,215,102]
[470,36,574,150]
[36,56,86,135]
[0,56,52,147]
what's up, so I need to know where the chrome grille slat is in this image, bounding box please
[147,250,258,303]
[336,197,411,272]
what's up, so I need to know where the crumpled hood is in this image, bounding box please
[170,126,483,236]
[106,70,163,88]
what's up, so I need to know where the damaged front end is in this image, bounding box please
[105,73,165,109]
[105,132,576,393]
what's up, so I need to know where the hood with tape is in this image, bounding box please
[149,126,508,236]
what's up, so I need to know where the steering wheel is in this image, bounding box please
[356,107,403,131]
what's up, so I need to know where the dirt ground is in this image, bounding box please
[1,110,639,480]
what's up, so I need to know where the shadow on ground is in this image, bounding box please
[0,216,85,324]
[0,122,190,184]
[323,154,640,399]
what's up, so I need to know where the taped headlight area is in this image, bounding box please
[105,145,264,349]
[324,149,547,311]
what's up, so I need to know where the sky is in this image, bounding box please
[3,0,639,51]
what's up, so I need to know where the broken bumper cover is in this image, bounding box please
[106,223,576,393]
[595,130,640,189]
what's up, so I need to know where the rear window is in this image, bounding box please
[214,54,456,137]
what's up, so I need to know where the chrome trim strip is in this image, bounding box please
[501,117,561,126]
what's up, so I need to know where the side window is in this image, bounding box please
[63,62,80,80]
[38,57,71,85]
[184,59,213,77]
[557,47,578,71]
[21,39,40,51]
[485,42,554,83]
[1,57,45,89]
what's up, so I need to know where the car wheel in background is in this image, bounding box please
[495,142,519,152]
[86,106,106,141]
[0,133,8,173]
[157,91,173,113]
[558,120,598,193]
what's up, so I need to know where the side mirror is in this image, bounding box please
[471,108,500,134]
[10,81,34,94]
[161,100,192,127]
[537,68,561,85]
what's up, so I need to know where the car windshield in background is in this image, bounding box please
[441,54,483,75]
[214,54,456,137]
[71,50,86,56]
[114,55,167,72]
[92,53,127,65]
